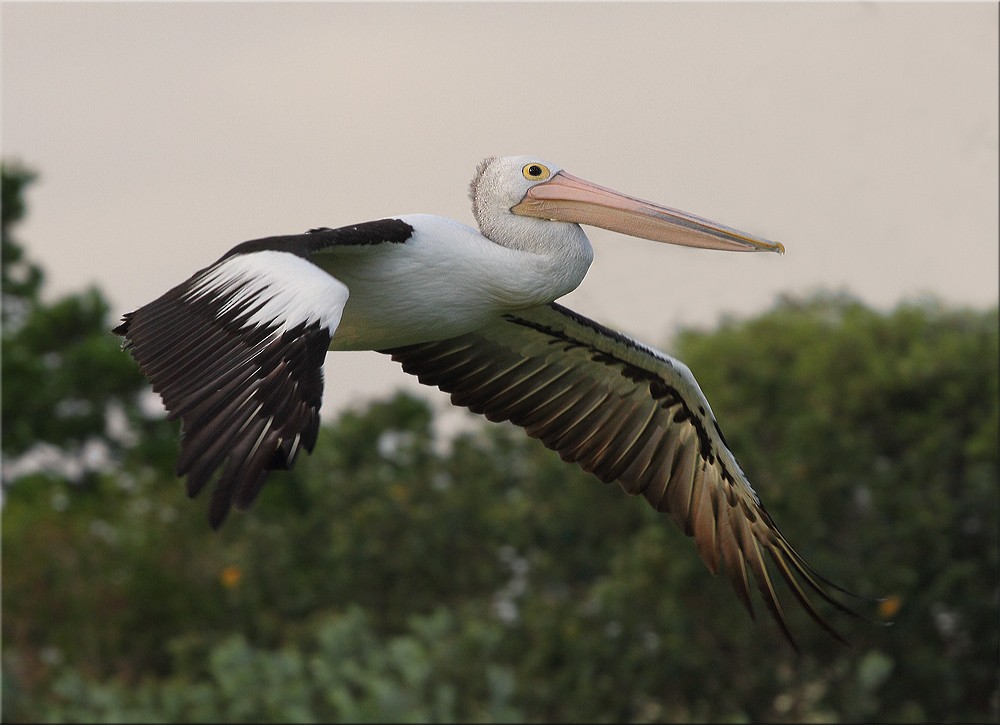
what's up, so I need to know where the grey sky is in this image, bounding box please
[3,2,997,418]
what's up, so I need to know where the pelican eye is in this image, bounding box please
[522,163,551,181]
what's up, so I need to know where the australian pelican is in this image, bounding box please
[115,156,856,648]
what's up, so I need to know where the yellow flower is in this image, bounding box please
[220,565,243,589]
[878,594,901,620]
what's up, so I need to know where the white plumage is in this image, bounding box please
[187,250,349,335]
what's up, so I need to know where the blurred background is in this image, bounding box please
[2,3,997,722]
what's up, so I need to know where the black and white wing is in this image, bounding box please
[384,302,855,648]
[115,220,415,526]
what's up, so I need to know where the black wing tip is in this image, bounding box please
[183,413,319,530]
[199,457,289,530]
[765,545,877,652]
[208,499,230,530]
[112,312,135,339]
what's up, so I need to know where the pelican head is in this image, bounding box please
[470,155,785,255]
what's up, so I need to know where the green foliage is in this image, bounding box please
[41,607,521,723]
[2,163,997,722]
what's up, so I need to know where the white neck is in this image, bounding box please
[475,210,595,299]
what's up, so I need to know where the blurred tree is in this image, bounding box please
[1,161,187,706]
[2,163,43,328]
[1,162,165,467]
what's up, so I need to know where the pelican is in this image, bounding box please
[115,156,855,648]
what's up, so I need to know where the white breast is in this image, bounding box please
[320,214,594,351]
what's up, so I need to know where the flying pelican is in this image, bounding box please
[115,155,855,648]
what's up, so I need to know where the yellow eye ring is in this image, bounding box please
[522,163,551,182]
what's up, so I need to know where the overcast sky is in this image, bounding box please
[3,2,997,419]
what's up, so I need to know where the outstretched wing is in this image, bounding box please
[115,219,416,526]
[384,302,855,649]
[115,249,348,527]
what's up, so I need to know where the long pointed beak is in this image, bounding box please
[511,171,784,254]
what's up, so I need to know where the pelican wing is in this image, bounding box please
[114,249,349,528]
[114,219,417,526]
[384,302,852,648]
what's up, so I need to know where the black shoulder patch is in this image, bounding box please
[221,218,414,261]
[306,218,415,249]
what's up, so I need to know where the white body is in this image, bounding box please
[321,214,594,350]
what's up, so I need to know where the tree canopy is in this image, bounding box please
[2,162,997,722]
